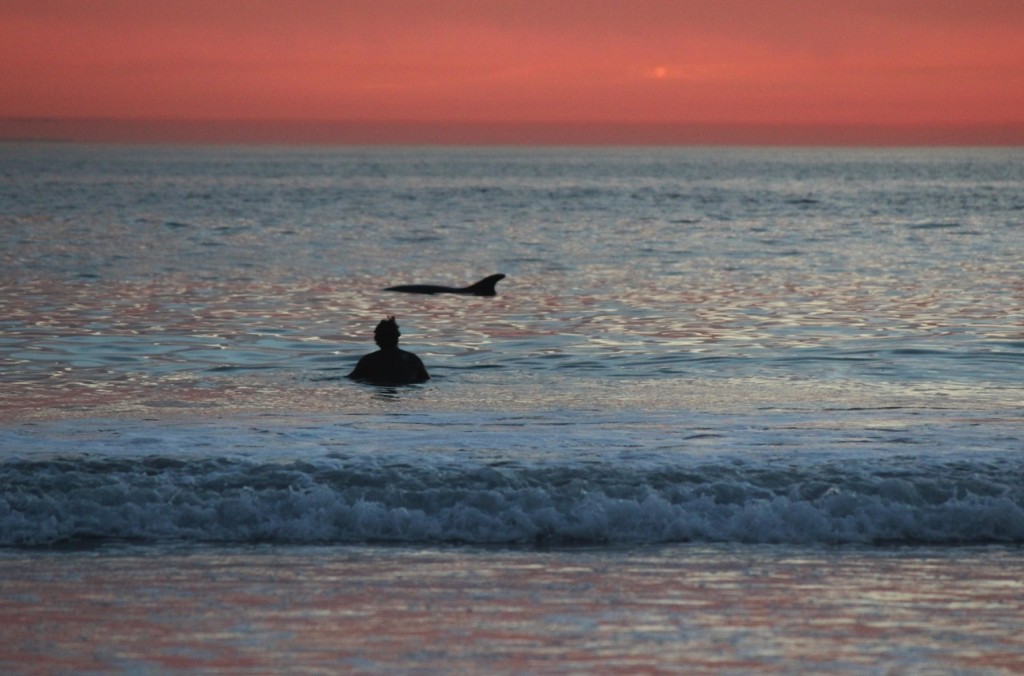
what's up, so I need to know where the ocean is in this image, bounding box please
[1,143,1022,672]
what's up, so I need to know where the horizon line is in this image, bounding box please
[2,117,1022,147]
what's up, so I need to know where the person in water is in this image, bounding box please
[348,316,430,384]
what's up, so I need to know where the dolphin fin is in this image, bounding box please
[465,274,506,296]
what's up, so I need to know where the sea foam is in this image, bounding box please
[3,453,1022,547]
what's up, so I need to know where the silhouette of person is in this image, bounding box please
[348,316,430,385]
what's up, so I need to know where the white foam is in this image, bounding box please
[3,451,1022,547]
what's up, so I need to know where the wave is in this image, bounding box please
[2,454,1022,548]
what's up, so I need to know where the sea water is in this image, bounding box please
[1,144,1022,672]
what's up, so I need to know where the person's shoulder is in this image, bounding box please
[347,350,381,379]
[400,349,430,380]
[403,349,427,364]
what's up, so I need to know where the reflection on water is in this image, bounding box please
[2,264,1021,420]
[2,545,1022,673]
[3,147,1024,420]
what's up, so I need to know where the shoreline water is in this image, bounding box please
[3,543,1023,673]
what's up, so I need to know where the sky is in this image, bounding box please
[1,0,1023,144]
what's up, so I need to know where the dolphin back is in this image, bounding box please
[384,274,505,296]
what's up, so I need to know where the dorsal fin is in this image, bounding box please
[465,274,506,296]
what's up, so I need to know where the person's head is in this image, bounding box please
[374,316,401,348]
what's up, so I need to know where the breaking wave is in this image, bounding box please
[3,453,1022,548]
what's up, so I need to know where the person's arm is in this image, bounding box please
[410,353,430,382]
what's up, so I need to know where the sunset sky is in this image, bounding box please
[2,0,1022,144]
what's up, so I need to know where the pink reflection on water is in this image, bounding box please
[2,268,1021,420]
[1,547,1023,672]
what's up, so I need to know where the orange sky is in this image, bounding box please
[2,0,1022,144]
